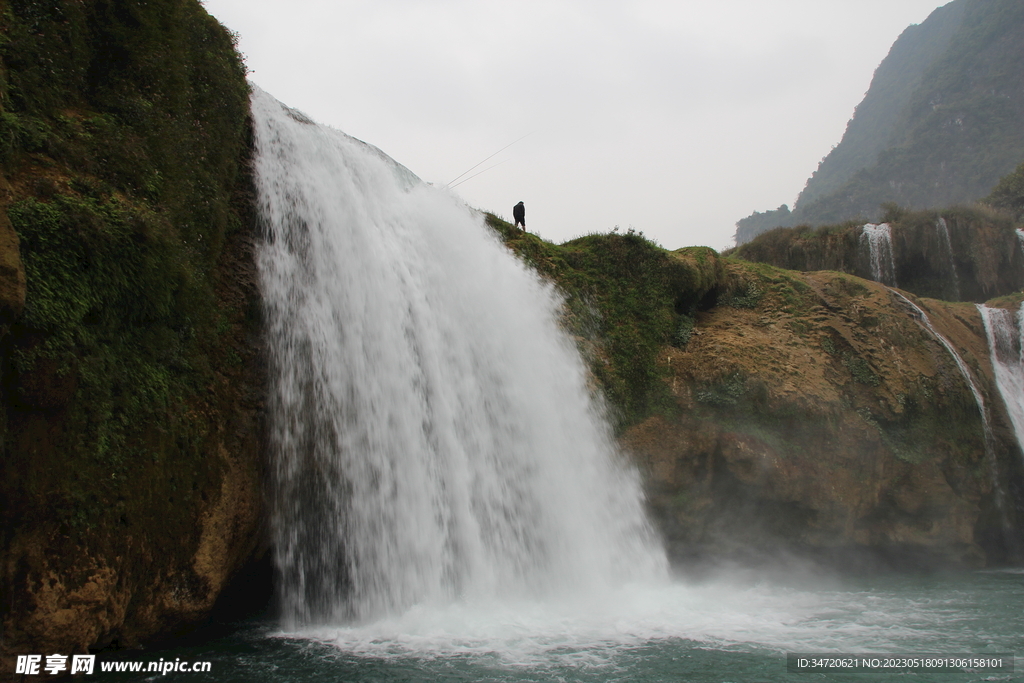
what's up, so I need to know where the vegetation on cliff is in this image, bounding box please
[730,202,1024,303]
[0,0,261,662]
[486,215,729,430]
[984,159,1024,222]
[624,259,1023,569]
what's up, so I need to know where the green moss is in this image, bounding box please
[719,279,762,309]
[1,0,250,266]
[672,314,695,348]
[9,188,213,463]
[0,0,252,574]
[695,372,747,407]
[842,353,881,386]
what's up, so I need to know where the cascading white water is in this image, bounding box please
[250,88,667,627]
[891,292,991,440]
[1016,228,1024,259]
[978,304,1024,459]
[892,291,1011,538]
[861,223,897,286]
[935,217,961,300]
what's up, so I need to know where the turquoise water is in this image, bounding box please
[106,568,1024,682]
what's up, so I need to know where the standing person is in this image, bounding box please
[513,201,525,230]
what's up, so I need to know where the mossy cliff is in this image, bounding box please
[491,216,1024,569]
[730,205,1024,303]
[0,0,263,669]
[487,216,722,431]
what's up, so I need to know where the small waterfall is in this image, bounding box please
[1016,228,1024,258]
[978,304,1024,458]
[861,223,897,286]
[250,88,666,627]
[935,217,961,300]
[892,291,1011,539]
[891,292,989,427]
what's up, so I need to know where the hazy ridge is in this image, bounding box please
[736,0,1024,244]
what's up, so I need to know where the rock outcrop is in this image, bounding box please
[490,217,1024,569]
[623,260,1024,569]
[730,206,1024,303]
[0,0,265,674]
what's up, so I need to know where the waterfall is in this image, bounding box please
[891,291,1011,539]
[935,217,961,301]
[978,304,1024,459]
[250,88,666,627]
[1016,228,1024,258]
[891,292,991,439]
[861,223,897,286]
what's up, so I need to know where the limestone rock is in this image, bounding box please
[623,263,1022,569]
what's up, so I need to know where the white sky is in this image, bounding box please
[202,0,949,251]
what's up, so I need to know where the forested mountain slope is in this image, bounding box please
[736,0,1024,244]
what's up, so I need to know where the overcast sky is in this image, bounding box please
[201,0,949,251]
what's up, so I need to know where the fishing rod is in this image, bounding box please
[444,131,535,188]
[449,160,510,189]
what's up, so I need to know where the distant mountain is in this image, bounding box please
[735,0,1024,244]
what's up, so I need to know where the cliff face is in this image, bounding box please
[0,0,264,669]
[624,261,1023,569]
[792,0,969,212]
[491,218,1024,569]
[730,206,1024,303]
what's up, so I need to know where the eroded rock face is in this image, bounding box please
[0,0,265,673]
[0,221,265,671]
[730,208,1024,303]
[623,262,1024,569]
[0,181,26,328]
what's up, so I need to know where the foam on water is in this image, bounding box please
[275,576,991,669]
[92,570,1024,681]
